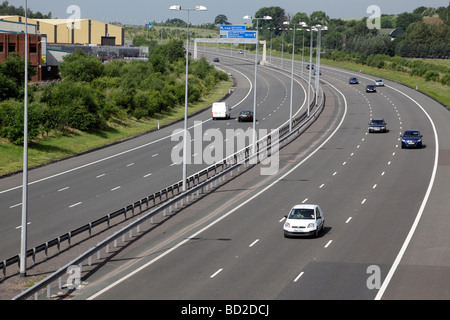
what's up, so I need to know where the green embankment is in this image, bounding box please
[0,80,232,176]
[320,58,450,108]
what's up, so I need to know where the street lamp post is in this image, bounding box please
[280,28,284,69]
[243,15,271,154]
[306,26,317,117]
[20,0,29,277]
[284,21,307,132]
[169,5,207,192]
[301,27,306,79]
[268,27,276,64]
[315,25,327,105]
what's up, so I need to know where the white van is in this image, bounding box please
[212,102,230,120]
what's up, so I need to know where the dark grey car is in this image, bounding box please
[368,118,387,133]
[366,84,377,92]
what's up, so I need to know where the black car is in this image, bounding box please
[213,57,220,62]
[368,118,387,133]
[366,84,377,92]
[238,110,253,122]
[349,77,359,84]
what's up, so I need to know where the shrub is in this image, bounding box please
[424,70,440,82]
[0,100,43,145]
[441,74,450,86]
[59,50,104,82]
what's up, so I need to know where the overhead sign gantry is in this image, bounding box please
[193,24,267,64]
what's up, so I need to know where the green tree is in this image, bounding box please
[59,50,105,82]
[254,6,286,38]
[310,11,329,25]
[0,99,42,145]
[438,2,450,25]
[0,53,36,101]
[214,14,230,25]
[291,12,309,25]
[164,40,185,63]
[395,12,422,30]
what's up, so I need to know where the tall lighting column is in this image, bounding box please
[315,25,327,105]
[20,0,29,277]
[306,26,317,117]
[169,5,207,192]
[243,15,271,154]
[284,20,306,132]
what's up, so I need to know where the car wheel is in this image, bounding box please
[317,222,324,237]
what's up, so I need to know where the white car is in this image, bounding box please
[283,204,325,238]
[374,79,384,86]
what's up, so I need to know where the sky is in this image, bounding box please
[8,0,450,25]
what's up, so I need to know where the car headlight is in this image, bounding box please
[284,222,290,228]
[307,223,315,229]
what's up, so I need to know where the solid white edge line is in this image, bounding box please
[87,78,348,300]
[374,81,439,300]
[324,65,439,300]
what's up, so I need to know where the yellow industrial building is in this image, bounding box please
[0,16,124,46]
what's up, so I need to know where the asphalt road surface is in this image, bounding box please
[63,52,450,300]
[0,51,307,264]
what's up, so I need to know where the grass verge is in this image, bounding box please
[320,58,450,108]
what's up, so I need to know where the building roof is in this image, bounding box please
[32,18,90,25]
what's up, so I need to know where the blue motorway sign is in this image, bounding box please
[226,31,257,39]
[220,25,246,31]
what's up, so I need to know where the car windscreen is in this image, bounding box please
[404,131,420,137]
[371,120,384,125]
[288,208,315,219]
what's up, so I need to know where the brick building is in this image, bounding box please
[0,33,43,81]
[0,19,42,81]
